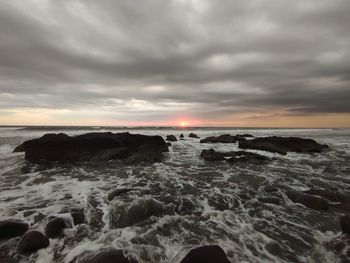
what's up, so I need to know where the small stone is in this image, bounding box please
[17,230,49,254]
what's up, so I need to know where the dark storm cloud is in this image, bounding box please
[0,0,350,123]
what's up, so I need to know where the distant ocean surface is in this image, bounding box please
[1,126,350,262]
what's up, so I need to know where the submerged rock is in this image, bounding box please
[303,189,350,203]
[200,149,269,164]
[189,133,200,138]
[13,132,169,163]
[341,215,350,234]
[239,136,328,155]
[107,188,134,201]
[109,199,166,228]
[166,135,177,142]
[180,245,230,263]
[287,190,329,210]
[45,217,69,238]
[200,134,245,143]
[70,248,136,263]
[0,220,29,240]
[17,230,49,254]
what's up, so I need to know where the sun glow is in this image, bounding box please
[180,121,187,127]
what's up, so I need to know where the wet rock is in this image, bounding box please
[167,142,171,147]
[107,188,134,201]
[258,197,282,205]
[340,215,350,234]
[70,210,86,225]
[45,217,67,238]
[200,134,243,143]
[263,185,278,193]
[0,220,29,240]
[14,132,169,163]
[226,151,269,164]
[238,134,254,138]
[286,190,329,210]
[200,149,229,161]
[303,189,350,203]
[179,134,184,139]
[17,230,49,254]
[180,245,230,263]
[109,199,165,228]
[200,149,269,164]
[70,248,136,263]
[239,136,328,155]
[189,133,200,138]
[166,135,177,142]
[86,193,104,229]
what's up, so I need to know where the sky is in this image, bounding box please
[0,0,349,127]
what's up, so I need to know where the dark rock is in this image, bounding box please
[45,217,68,238]
[70,248,136,263]
[17,230,49,254]
[0,220,29,240]
[258,197,281,205]
[303,189,350,203]
[179,134,184,139]
[13,132,168,164]
[239,136,328,155]
[107,188,134,201]
[340,215,350,234]
[167,142,171,147]
[189,133,200,138]
[180,245,230,263]
[200,149,269,164]
[200,134,243,143]
[109,199,165,228]
[226,151,269,164]
[200,149,230,161]
[71,211,86,225]
[239,134,254,138]
[166,135,177,142]
[287,190,329,210]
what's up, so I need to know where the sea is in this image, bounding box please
[0,126,350,263]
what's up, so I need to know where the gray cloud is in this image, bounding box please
[0,0,350,124]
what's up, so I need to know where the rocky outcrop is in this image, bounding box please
[14,132,169,163]
[107,188,134,201]
[109,198,166,228]
[200,149,269,164]
[17,230,49,254]
[166,135,177,142]
[70,248,136,263]
[0,220,29,240]
[340,215,350,234]
[239,136,328,155]
[180,245,230,263]
[286,190,329,210]
[189,133,200,138]
[200,134,245,143]
[303,189,350,203]
[45,217,70,238]
[179,134,184,139]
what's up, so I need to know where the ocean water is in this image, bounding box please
[0,126,350,263]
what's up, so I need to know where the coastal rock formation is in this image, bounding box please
[200,134,245,143]
[14,132,169,163]
[0,220,29,240]
[200,149,269,164]
[180,245,230,263]
[17,230,49,254]
[286,190,329,210]
[340,215,350,234]
[179,133,184,139]
[166,135,177,142]
[239,136,328,155]
[189,133,200,138]
[45,217,69,238]
[69,248,136,263]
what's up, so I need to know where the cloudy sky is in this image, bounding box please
[0,0,349,127]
